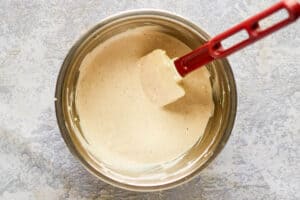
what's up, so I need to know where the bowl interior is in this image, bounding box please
[55,11,237,191]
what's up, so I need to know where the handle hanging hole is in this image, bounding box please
[258,8,289,31]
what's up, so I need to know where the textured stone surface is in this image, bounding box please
[0,0,299,199]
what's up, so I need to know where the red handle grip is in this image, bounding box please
[209,0,300,58]
[175,0,300,77]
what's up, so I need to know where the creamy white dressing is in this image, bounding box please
[75,27,214,171]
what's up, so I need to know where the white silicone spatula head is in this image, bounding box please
[139,49,184,106]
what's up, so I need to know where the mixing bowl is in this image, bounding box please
[55,10,237,191]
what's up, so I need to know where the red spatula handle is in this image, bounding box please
[210,0,300,57]
[175,0,300,77]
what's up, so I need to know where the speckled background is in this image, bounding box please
[0,0,299,199]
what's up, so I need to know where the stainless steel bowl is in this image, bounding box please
[55,10,237,191]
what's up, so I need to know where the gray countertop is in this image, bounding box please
[1,0,299,199]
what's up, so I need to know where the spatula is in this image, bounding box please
[140,0,300,106]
